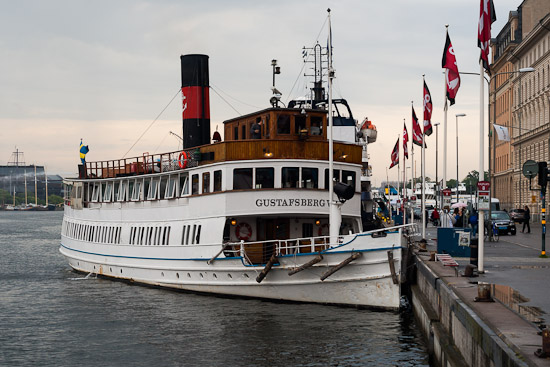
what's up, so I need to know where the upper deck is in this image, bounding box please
[82,107,361,180]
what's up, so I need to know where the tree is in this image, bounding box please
[446,179,457,189]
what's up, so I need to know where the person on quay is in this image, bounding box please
[522,205,531,233]
[469,209,478,236]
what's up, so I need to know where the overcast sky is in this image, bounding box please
[0,0,524,184]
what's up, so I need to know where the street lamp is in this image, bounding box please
[456,113,466,204]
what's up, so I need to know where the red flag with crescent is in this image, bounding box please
[442,32,460,105]
[412,106,424,147]
[403,123,409,159]
[478,0,496,75]
[423,81,433,136]
[389,138,399,169]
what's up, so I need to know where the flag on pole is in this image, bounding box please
[478,0,496,75]
[442,32,460,105]
[412,107,425,147]
[403,123,409,159]
[79,139,89,164]
[493,124,510,141]
[389,138,399,169]
[423,81,433,136]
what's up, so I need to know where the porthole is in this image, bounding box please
[176,273,180,279]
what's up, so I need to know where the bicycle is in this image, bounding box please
[484,221,499,242]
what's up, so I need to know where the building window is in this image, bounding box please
[282,167,299,188]
[233,168,253,189]
[256,168,274,189]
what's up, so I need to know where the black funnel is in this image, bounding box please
[181,54,210,149]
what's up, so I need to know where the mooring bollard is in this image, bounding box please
[535,328,550,358]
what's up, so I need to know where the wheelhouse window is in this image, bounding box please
[311,116,323,135]
[301,168,318,188]
[255,168,274,189]
[342,170,356,191]
[282,167,299,188]
[277,114,291,134]
[241,125,246,140]
[233,168,253,190]
[191,174,199,195]
[213,170,222,192]
[324,169,341,190]
[203,172,210,193]
[234,126,238,140]
[294,115,306,134]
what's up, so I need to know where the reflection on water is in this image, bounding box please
[492,284,545,325]
[0,212,429,366]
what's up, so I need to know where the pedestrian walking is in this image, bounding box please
[522,205,531,233]
[469,210,478,236]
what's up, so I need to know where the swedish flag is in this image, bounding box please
[79,139,89,164]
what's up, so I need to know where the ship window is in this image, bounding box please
[103,182,113,202]
[213,170,222,192]
[255,168,274,189]
[242,125,246,140]
[180,175,189,196]
[91,183,101,202]
[147,178,160,200]
[131,180,142,201]
[148,227,153,246]
[191,225,197,244]
[128,181,134,201]
[324,169,341,189]
[233,168,252,190]
[139,227,145,245]
[294,115,306,134]
[165,175,178,198]
[234,126,239,140]
[191,174,199,195]
[302,223,313,237]
[265,115,270,138]
[76,185,82,199]
[143,179,151,200]
[342,170,356,191]
[203,172,210,193]
[101,183,107,202]
[277,114,291,134]
[301,168,318,188]
[159,177,167,199]
[117,180,127,201]
[311,116,323,135]
[282,167,299,188]
[196,225,201,244]
[153,227,158,245]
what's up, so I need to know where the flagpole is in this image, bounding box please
[478,61,485,273]
[443,25,449,206]
[403,119,407,225]
[411,102,415,225]
[421,76,426,239]
[397,133,401,216]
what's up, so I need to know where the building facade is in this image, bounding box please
[490,0,550,220]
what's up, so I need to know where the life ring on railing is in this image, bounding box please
[235,222,252,241]
[318,223,329,236]
[178,151,188,169]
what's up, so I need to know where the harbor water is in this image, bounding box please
[0,211,429,366]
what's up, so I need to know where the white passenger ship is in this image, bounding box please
[60,23,407,309]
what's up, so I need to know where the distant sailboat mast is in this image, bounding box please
[24,170,28,206]
[34,165,38,206]
[45,167,49,206]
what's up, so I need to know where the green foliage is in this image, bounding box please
[48,195,63,205]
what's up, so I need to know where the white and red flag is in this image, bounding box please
[389,138,399,169]
[478,0,497,74]
[412,106,424,147]
[441,32,460,106]
[403,123,409,159]
[423,80,433,136]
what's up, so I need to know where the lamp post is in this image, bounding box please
[455,114,466,205]
[434,122,440,208]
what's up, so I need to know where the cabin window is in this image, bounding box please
[191,225,197,244]
[234,126,239,140]
[282,167,299,188]
[311,116,323,135]
[103,182,113,202]
[203,172,210,193]
[195,225,201,244]
[255,168,274,189]
[147,178,160,200]
[180,175,189,196]
[294,115,307,134]
[265,115,270,138]
[191,174,199,195]
[342,170,356,191]
[165,175,178,198]
[242,125,246,140]
[143,179,150,199]
[213,170,222,192]
[101,183,107,202]
[91,183,101,202]
[131,180,142,201]
[277,114,291,134]
[301,168,318,188]
[233,168,253,190]
[76,185,82,199]
[117,180,126,201]
[185,225,190,244]
[324,169,341,190]
[159,176,167,199]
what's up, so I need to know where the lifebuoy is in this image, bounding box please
[318,223,329,236]
[235,222,252,241]
[178,151,188,169]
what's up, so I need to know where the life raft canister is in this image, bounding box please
[235,222,252,241]
[178,151,188,169]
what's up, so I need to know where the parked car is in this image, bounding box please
[485,211,516,235]
[509,208,526,223]
[413,207,422,219]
